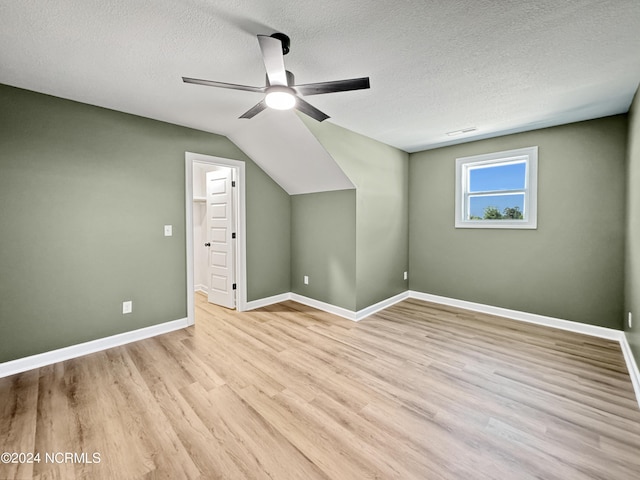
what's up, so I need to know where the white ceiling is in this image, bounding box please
[2,0,640,188]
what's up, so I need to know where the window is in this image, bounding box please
[455,146,538,229]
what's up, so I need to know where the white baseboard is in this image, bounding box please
[268,287,638,407]
[245,292,292,310]
[244,289,620,336]
[194,284,208,294]
[409,291,623,341]
[0,318,189,379]
[620,334,640,408]
[355,291,410,321]
[290,293,358,321]
[246,291,409,322]
[4,288,639,409]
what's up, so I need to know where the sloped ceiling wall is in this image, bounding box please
[229,109,355,194]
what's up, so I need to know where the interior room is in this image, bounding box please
[2,1,640,479]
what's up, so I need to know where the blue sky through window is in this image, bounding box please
[469,162,526,192]
[468,161,526,218]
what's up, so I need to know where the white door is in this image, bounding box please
[205,168,235,308]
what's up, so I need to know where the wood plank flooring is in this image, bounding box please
[1,294,640,479]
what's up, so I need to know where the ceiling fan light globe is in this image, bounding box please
[265,87,296,110]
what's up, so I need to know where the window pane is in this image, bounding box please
[469,162,526,192]
[468,193,525,220]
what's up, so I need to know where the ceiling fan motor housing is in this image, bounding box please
[266,70,295,87]
[270,33,290,55]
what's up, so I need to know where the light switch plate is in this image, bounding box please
[123,301,132,314]
[164,225,172,236]
[304,275,309,285]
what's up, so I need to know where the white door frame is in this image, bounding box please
[185,152,247,325]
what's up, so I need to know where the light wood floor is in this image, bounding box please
[2,294,640,479]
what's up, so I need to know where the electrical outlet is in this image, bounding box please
[629,312,633,329]
[304,275,309,285]
[164,225,172,236]
[404,271,408,280]
[123,301,133,314]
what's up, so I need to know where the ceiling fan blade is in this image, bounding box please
[295,98,330,122]
[182,77,265,93]
[294,77,370,96]
[239,100,268,119]
[257,35,288,86]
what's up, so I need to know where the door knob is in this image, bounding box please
[204,242,211,247]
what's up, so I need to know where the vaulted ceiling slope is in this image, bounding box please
[230,109,354,195]
[1,1,639,192]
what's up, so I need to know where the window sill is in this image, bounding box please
[455,220,537,229]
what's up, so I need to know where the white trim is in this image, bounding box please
[620,334,640,409]
[185,157,195,325]
[409,290,623,341]
[355,291,410,321]
[285,291,409,322]
[194,284,209,294]
[245,293,292,310]
[5,285,638,408]
[0,318,189,379]
[185,152,248,327]
[290,293,358,321]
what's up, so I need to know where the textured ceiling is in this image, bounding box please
[1,1,639,169]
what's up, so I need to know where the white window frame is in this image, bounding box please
[455,146,538,229]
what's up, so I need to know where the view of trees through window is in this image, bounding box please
[456,146,537,229]
[467,162,526,221]
[469,205,524,220]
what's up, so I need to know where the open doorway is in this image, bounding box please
[185,152,247,326]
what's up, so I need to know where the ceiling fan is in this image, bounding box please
[182,33,370,122]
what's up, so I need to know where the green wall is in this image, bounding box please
[0,84,290,363]
[409,116,628,329]
[300,116,409,310]
[625,87,640,364]
[2,80,635,366]
[290,190,356,310]
[246,166,291,301]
